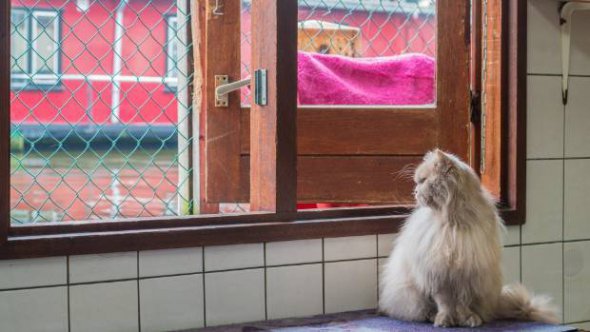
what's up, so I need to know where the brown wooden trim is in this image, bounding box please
[202,0,242,203]
[238,156,420,203]
[241,108,437,155]
[470,0,482,173]
[2,206,519,259]
[0,0,10,245]
[503,0,527,224]
[9,205,412,237]
[249,0,298,213]
[1,215,404,259]
[436,0,471,160]
[480,0,504,198]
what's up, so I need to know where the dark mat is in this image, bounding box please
[189,310,578,332]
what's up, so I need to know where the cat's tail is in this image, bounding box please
[495,283,560,324]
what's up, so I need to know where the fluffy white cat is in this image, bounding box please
[379,149,559,327]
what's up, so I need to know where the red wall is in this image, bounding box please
[10,0,178,125]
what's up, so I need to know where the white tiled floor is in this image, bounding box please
[205,268,265,326]
[266,264,323,319]
[324,235,376,261]
[0,287,68,332]
[0,257,66,289]
[139,247,202,277]
[69,252,137,283]
[204,244,264,271]
[140,275,204,331]
[324,259,378,314]
[266,239,322,266]
[564,159,590,241]
[522,243,564,322]
[70,280,139,332]
[522,160,563,244]
[564,241,590,323]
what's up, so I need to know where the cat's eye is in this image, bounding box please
[417,177,426,184]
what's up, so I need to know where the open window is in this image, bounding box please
[0,0,526,258]
[200,0,471,209]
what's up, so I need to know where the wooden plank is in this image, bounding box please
[241,108,437,155]
[0,0,11,245]
[436,0,471,159]
[193,0,220,213]
[0,215,404,259]
[470,0,482,173]
[504,0,527,222]
[10,206,411,236]
[239,156,419,204]
[480,0,503,199]
[249,0,298,213]
[202,0,242,203]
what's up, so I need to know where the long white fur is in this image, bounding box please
[379,150,559,327]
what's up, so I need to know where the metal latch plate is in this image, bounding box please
[254,69,267,106]
[215,75,229,107]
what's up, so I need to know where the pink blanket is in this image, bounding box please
[297,51,435,105]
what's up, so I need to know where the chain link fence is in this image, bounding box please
[9,0,437,222]
[10,0,193,223]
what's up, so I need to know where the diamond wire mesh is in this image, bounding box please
[240,0,437,105]
[10,0,193,223]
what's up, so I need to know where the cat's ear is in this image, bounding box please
[434,149,454,173]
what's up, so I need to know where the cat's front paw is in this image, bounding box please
[433,311,455,327]
[459,313,483,327]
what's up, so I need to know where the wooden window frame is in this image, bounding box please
[0,0,526,259]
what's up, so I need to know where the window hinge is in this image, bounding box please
[470,90,482,125]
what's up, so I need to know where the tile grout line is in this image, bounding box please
[263,242,268,321]
[67,256,71,332]
[137,251,141,332]
[202,247,207,328]
[375,234,380,304]
[0,256,399,293]
[561,100,566,323]
[322,238,326,315]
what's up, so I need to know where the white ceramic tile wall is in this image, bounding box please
[324,259,378,314]
[266,264,323,319]
[140,275,204,331]
[564,241,590,323]
[139,247,202,277]
[266,239,322,265]
[1,0,590,330]
[324,235,376,261]
[0,287,68,332]
[522,160,563,243]
[522,244,564,321]
[502,247,521,284]
[70,280,139,332]
[205,268,265,326]
[204,243,264,271]
[69,252,137,283]
[0,257,66,289]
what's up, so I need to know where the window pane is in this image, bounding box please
[10,1,196,223]
[32,12,58,74]
[241,0,437,106]
[165,16,178,90]
[10,10,29,73]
